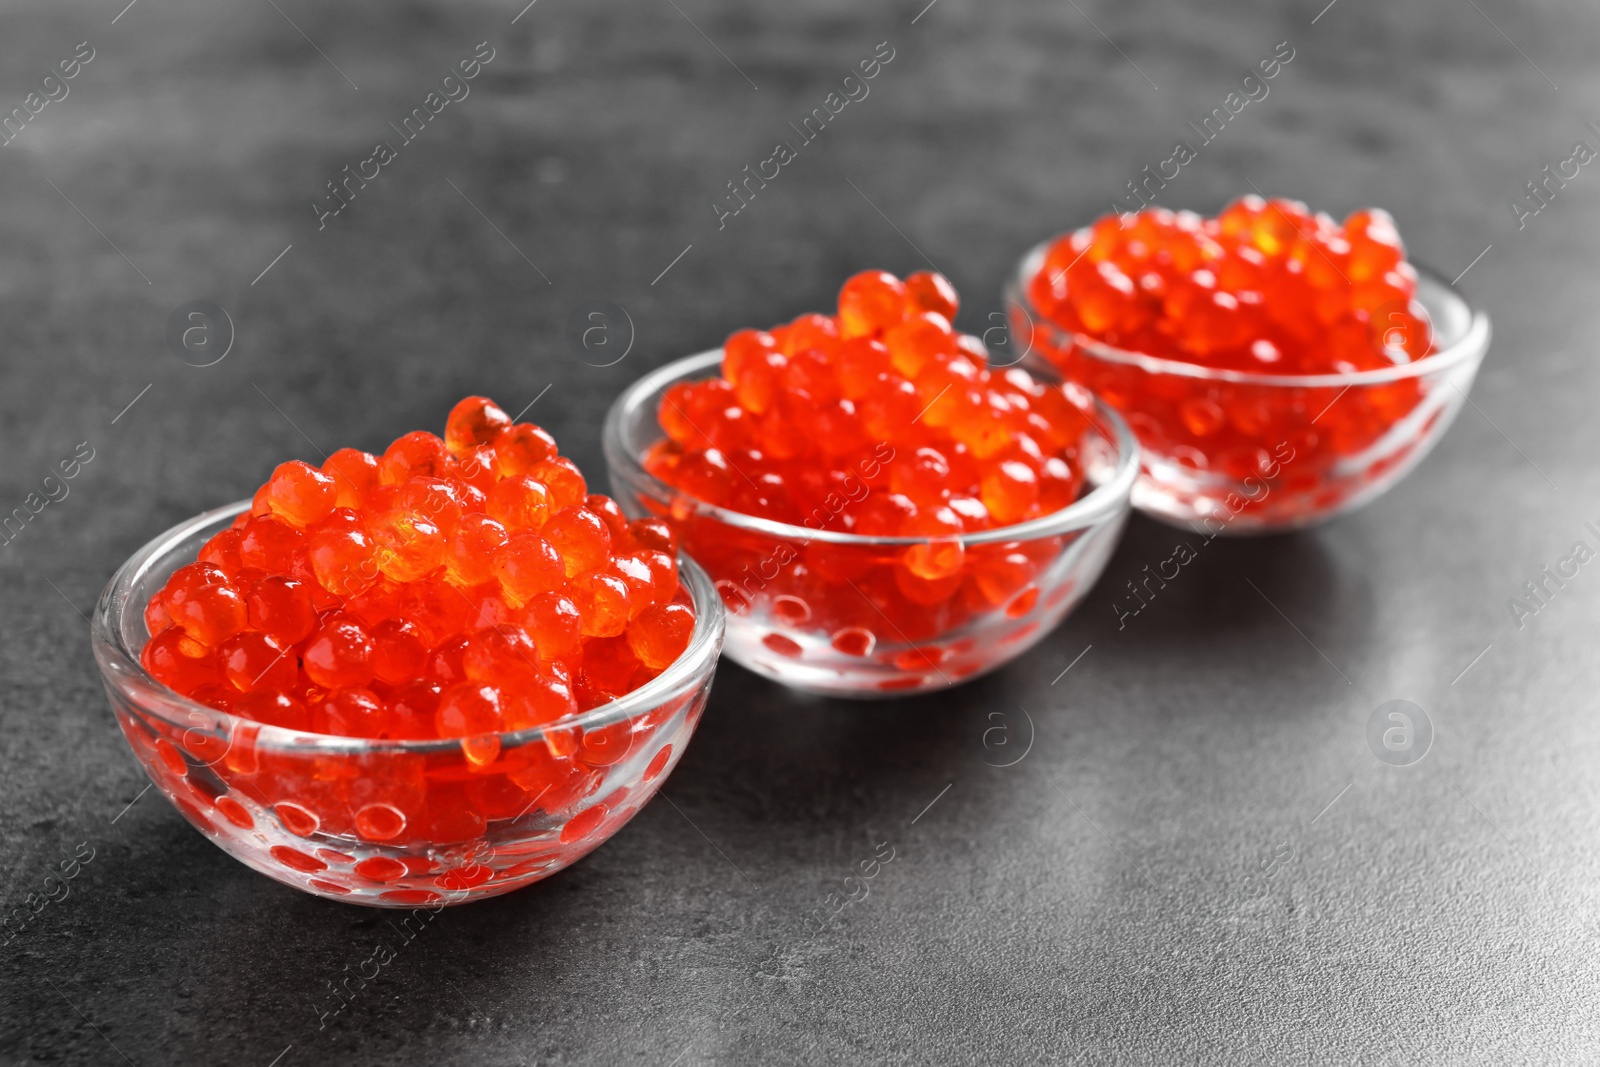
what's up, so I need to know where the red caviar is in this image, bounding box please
[642,270,1092,652]
[115,402,717,903]
[1028,198,1432,372]
[143,398,696,743]
[1022,198,1441,514]
[648,270,1087,535]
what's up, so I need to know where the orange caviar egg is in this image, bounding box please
[307,522,378,598]
[491,422,557,478]
[569,572,632,637]
[219,631,296,693]
[444,396,512,455]
[493,533,564,603]
[529,457,586,509]
[301,618,375,689]
[321,448,381,509]
[517,591,583,659]
[904,269,959,320]
[838,270,908,338]
[486,475,551,532]
[446,513,509,587]
[317,685,388,737]
[370,618,428,685]
[436,683,504,738]
[245,576,318,645]
[141,627,221,692]
[237,516,302,574]
[542,507,612,578]
[264,460,339,528]
[164,566,249,647]
[628,602,695,670]
[380,431,450,485]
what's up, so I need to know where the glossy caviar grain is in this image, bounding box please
[142,399,695,749]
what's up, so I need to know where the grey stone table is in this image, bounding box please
[3,0,1597,1063]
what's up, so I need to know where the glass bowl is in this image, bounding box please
[603,350,1137,697]
[92,501,725,908]
[1006,241,1491,532]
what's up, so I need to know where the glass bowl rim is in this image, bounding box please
[92,499,726,754]
[1007,239,1492,388]
[602,348,1140,547]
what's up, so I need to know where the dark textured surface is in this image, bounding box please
[3,0,1598,1063]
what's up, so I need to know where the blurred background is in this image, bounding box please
[4,0,1598,1063]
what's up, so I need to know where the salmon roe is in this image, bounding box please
[1022,198,1440,510]
[641,270,1095,651]
[1029,197,1433,372]
[646,269,1088,536]
[143,398,696,741]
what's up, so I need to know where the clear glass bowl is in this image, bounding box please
[603,350,1137,698]
[92,501,725,908]
[1006,241,1492,532]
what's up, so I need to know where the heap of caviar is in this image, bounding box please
[638,271,1095,662]
[1028,197,1434,373]
[142,398,695,751]
[645,269,1088,536]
